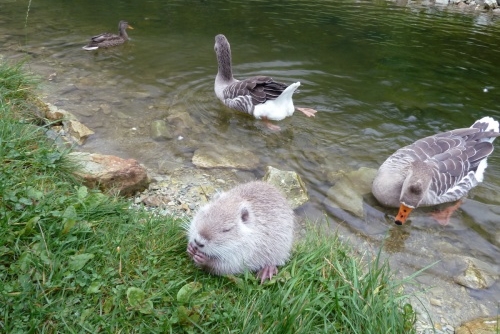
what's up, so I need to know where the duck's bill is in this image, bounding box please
[127,25,134,29]
[395,204,413,225]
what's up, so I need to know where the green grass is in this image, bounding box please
[0,60,34,109]
[0,60,417,333]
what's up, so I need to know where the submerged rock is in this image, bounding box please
[99,103,112,115]
[166,111,197,134]
[151,120,173,141]
[263,166,309,209]
[324,167,377,218]
[69,152,150,196]
[192,144,259,170]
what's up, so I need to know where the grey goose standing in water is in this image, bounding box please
[372,116,500,225]
[213,34,317,130]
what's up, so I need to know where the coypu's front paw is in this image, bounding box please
[187,242,209,265]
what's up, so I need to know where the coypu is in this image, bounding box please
[187,181,294,283]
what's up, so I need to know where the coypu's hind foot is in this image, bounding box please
[257,265,278,284]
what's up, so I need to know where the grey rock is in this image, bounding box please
[484,0,497,7]
[263,166,309,209]
[452,256,499,289]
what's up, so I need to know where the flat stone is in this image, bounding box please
[192,144,259,170]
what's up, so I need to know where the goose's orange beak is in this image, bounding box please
[395,204,413,225]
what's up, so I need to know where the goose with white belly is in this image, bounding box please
[214,34,317,130]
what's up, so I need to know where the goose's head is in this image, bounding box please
[214,34,230,54]
[396,161,432,225]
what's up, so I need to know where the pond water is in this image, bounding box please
[1,0,500,323]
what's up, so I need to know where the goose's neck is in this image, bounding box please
[217,46,233,82]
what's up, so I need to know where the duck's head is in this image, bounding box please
[118,20,134,33]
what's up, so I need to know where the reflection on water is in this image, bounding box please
[1,0,500,318]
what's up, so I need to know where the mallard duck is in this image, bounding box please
[214,34,317,130]
[82,20,133,51]
[372,116,500,225]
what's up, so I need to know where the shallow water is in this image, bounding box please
[1,0,500,319]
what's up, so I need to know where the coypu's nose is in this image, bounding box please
[194,239,204,248]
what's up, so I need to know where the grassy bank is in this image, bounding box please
[0,60,417,333]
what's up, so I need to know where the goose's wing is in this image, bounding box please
[222,76,287,113]
[409,128,496,200]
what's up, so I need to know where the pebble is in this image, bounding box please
[430,298,442,306]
